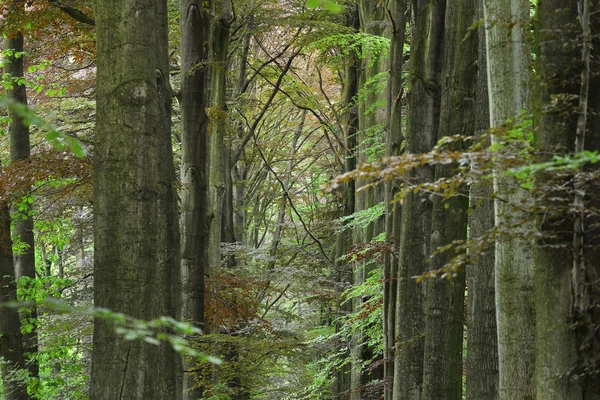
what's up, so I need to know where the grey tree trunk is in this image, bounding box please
[465,5,498,398]
[422,0,478,397]
[334,8,358,398]
[392,1,445,399]
[0,184,30,400]
[206,0,233,302]
[92,0,178,398]
[533,1,585,399]
[156,0,183,397]
[179,1,211,398]
[5,10,39,382]
[482,0,535,398]
[384,0,407,396]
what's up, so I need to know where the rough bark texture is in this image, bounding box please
[155,0,183,397]
[92,0,177,398]
[483,0,535,398]
[207,0,233,299]
[422,0,477,397]
[5,9,39,382]
[384,0,407,397]
[465,6,498,398]
[393,0,445,399]
[533,1,582,399]
[0,191,29,400]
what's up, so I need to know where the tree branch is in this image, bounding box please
[48,0,95,26]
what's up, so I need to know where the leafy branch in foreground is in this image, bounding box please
[0,298,222,365]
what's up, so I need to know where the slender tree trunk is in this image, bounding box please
[465,5,498,397]
[392,1,445,399]
[91,0,176,398]
[179,1,211,398]
[422,0,478,397]
[5,4,39,382]
[334,8,359,398]
[0,178,30,400]
[384,0,407,396]
[156,0,182,397]
[483,0,535,398]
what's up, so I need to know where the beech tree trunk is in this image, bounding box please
[482,0,535,398]
[422,0,477,397]
[179,1,211,398]
[465,5,498,397]
[393,1,445,399]
[334,7,358,399]
[5,4,39,382]
[91,0,178,398]
[0,181,29,400]
[532,2,582,399]
[207,0,233,298]
[384,0,407,397]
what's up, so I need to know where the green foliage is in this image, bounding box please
[338,201,385,232]
[357,72,389,115]
[312,33,390,66]
[305,0,343,13]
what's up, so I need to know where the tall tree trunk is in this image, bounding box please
[393,1,445,399]
[206,0,233,300]
[91,0,176,397]
[422,0,477,397]
[5,2,39,382]
[156,0,182,397]
[482,0,535,398]
[0,178,30,400]
[465,5,498,397]
[179,1,211,398]
[334,7,359,399]
[532,1,582,399]
[384,0,407,396]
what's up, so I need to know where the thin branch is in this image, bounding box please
[253,134,333,266]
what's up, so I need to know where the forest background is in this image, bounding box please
[0,0,599,399]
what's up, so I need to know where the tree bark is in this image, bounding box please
[532,1,582,399]
[393,0,445,399]
[422,0,477,397]
[91,0,177,398]
[207,0,233,302]
[5,2,39,383]
[384,0,407,396]
[334,7,359,399]
[482,0,535,398]
[465,4,498,397]
[0,176,30,400]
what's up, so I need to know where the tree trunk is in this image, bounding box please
[422,0,477,397]
[5,4,39,382]
[334,7,359,399]
[465,4,498,397]
[156,0,183,397]
[179,1,211,398]
[0,177,29,400]
[532,1,582,399]
[91,0,177,398]
[393,1,445,399]
[207,0,233,299]
[482,0,535,398]
[383,0,407,396]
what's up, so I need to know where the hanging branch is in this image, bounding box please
[573,0,591,314]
